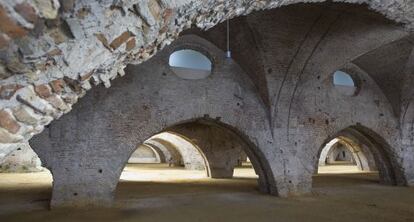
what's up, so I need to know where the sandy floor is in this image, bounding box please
[318,164,360,174]
[0,164,413,222]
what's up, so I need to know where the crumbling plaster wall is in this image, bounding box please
[30,35,283,208]
[0,0,413,149]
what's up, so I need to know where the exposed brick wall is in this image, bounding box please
[0,0,412,148]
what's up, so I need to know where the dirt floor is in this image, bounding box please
[0,164,413,222]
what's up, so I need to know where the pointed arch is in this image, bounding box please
[317,124,406,185]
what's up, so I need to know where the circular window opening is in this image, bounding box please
[169,49,212,80]
[333,70,357,96]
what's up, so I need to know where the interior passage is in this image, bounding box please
[0,1,413,221]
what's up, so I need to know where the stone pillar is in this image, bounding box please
[209,167,234,178]
[169,123,248,179]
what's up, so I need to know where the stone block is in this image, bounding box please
[0,128,23,143]
[0,5,28,38]
[13,106,39,125]
[46,94,69,111]
[110,31,131,50]
[49,79,65,94]
[14,3,38,24]
[126,38,136,51]
[34,84,52,98]
[0,110,20,134]
[0,84,23,100]
[33,0,60,19]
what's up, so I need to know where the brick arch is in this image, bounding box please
[127,144,162,163]
[166,119,275,194]
[29,34,286,208]
[0,1,412,146]
[144,138,182,165]
[147,132,207,170]
[4,1,414,209]
[317,137,376,172]
[316,125,406,185]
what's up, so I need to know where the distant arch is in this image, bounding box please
[148,132,206,170]
[316,125,405,185]
[318,137,374,172]
[127,144,162,164]
[166,120,266,183]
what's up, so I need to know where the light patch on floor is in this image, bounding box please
[318,164,362,174]
[120,164,258,182]
[120,164,207,181]
[0,164,413,222]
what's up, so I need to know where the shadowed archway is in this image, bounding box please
[316,125,405,185]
